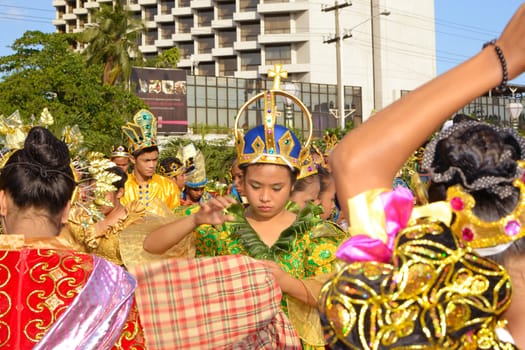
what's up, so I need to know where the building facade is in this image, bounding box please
[53,0,436,123]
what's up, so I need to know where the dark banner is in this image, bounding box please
[130,67,187,133]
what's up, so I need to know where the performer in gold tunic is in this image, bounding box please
[64,166,146,266]
[121,109,180,215]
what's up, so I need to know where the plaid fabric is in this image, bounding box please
[130,255,301,349]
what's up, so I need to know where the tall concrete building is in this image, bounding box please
[53,0,436,121]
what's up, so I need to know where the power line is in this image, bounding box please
[0,15,54,24]
[0,4,55,13]
[0,3,55,25]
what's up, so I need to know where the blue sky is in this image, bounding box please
[434,0,525,84]
[0,1,524,84]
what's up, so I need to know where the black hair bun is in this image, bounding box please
[23,127,71,169]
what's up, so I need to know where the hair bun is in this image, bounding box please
[424,122,524,187]
[23,127,70,169]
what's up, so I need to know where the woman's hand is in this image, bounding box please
[260,260,317,306]
[193,196,237,226]
[260,260,291,286]
[144,196,236,254]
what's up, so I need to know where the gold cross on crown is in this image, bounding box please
[268,64,288,90]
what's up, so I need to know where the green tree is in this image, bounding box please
[80,0,145,85]
[0,31,146,153]
[145,47,181,68]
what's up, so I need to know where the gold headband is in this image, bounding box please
[448,178,525,249]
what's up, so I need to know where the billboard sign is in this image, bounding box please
[130,67,188,133]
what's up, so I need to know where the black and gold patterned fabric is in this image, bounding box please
[319,215,515,349]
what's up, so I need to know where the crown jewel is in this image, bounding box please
[122,109,157,154]
[448,176,525,249]
[234,65,312,171]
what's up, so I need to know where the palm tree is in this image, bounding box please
[81,0,145,85]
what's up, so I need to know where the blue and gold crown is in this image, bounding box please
[159,158,185,178]
[122,109,157,154]
[234,65,312,172]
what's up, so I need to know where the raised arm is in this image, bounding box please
[143,196,236,254]
[330,3,525,218]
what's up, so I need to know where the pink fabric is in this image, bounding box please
[336,187,413,263]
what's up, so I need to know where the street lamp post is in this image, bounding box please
[508,102,523,130]
[283,82,298,129]
[371,1,390,110]
[190,54,199,75]
[508,87,523,131]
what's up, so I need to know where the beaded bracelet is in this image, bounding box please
[483,39,508,93]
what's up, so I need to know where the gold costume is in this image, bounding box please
[319,189,515,349]
[121,173,180,215]
[62,201,146,266]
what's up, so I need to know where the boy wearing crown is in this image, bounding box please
[110,144,130,173]
[121,110,180,216]
[177,143,213,207]
[159,157,187,191]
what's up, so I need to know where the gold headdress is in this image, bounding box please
[73,152,121,208]
[62,124,84,155]
[0,108,54,150]
[297,147,318,180]
[122,109,158,154]
[323,133,338,157]
[448,177,525,249]
[233,65,312,172]
[110,145,130,159]
[159,158,185,178]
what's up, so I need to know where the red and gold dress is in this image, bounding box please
[0,235,141,349]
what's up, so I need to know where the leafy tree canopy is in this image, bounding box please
[144,47,181,68]
[80,0,145,85]
[0,31,146,153]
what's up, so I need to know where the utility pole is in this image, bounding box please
[323,1,352,130]
[371,0,390,111]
